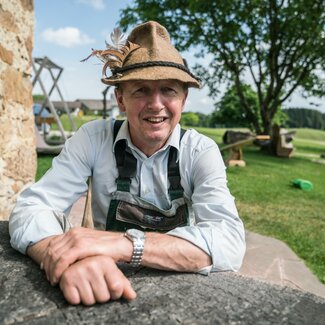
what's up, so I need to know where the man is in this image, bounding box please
[9,21,245,305]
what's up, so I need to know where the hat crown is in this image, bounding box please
[81,20,201,88]
[125,21,183,65]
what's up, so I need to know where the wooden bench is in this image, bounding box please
[221,135,270,167]
[272,125,295,158]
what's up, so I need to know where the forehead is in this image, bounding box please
[119,79,185,90]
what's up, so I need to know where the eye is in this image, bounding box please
[161,87,177,95]
[133,87,148,95]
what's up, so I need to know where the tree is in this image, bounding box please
[195,112,211,127]
[33,94,46,102]
[211,83,287,129]
[211,84,260,128]
[180,112,200,126]
[119,0,325,135]
[283,108,325,130]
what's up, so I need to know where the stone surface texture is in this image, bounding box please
[69,196,325,299]
[1,221,324,325]
[0,0,36,220]
[239,231,325,298]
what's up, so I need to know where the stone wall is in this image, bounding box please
[0,0,35,220]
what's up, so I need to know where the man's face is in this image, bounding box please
[115,80,188,156]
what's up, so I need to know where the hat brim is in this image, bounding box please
[101,66,201,88]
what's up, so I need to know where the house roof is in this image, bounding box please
[52,101,81,110]
[78,100,105,110]
[34,95,118,112]
[77,95,117,111]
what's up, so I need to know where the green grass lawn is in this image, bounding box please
[51,114,99,131]
[197,127,325,284]
[36,122,325,284]
[225,147,325,283]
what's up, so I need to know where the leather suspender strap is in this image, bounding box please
[113,119,124,139]
[168,128,186,200]
[113,120,136,191]
[113,120,186,197]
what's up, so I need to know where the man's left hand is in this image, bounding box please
[41,227,132,285]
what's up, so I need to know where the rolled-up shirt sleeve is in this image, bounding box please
[167,133,246,274]
[9,125,94,254]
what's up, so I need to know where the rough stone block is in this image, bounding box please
[0,0,35,219]
[2,67,33,106]
[0,6,19,34]
[0,44,14,65]
[0,222,324,324]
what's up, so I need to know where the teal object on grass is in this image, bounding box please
[292,179,314,191]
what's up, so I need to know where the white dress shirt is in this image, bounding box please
[9,119,245,273]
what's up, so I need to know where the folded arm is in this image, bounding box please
[26,234,136,305]
[35,227,211,285]
[26,227,211,305]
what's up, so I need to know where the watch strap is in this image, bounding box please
[130,238,144,267]
[125,229,145,267]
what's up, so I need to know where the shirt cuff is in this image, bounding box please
[196,264,213,275]
[10,210,71,254]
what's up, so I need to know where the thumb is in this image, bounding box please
[123,279,137,301]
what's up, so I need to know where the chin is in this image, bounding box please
[146,132,168,143]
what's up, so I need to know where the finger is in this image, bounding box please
[60,266,96,306]
[42,233,67,276]
[41,234,66,281]
[49,235,109,284]
[50,252,76,286]
[47,231,87,284]
[49,241,85,285]
[89,276,111,304]
[104,262,136,301]
[122,278,137,301]
[46,246,74,285]
[60,282,81,305]
[49,228,103,283]
[78,281,96,306]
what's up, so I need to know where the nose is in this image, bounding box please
[147,90,164,110]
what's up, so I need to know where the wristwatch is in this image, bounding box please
[124,229,146,267]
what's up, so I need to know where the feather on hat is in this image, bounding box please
[81,21,201,88]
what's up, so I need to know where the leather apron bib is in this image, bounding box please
[106,120,189,232]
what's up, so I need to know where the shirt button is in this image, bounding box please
[142,187,149,195]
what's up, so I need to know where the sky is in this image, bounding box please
[33,0,325,114]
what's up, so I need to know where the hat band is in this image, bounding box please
[111,61,201,82]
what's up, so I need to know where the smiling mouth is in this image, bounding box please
[145,117,166,123]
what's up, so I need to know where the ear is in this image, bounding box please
[115,88,126,112]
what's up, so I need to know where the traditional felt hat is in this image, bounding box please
[82,21,201,88]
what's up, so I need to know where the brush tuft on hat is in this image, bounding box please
[80,28,140,78]
[107,28,125,50]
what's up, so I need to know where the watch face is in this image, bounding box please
[127,229,145,239]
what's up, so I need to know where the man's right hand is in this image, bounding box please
[59,255,136,305]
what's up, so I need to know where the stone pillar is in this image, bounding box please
[0,0,35,220]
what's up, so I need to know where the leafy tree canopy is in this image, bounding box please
[119,0,325,135]
[211,84,259,129]
[33,94,46,102]
[180,111,200,126]
[211,84,287,130]
[284,108,325,130]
